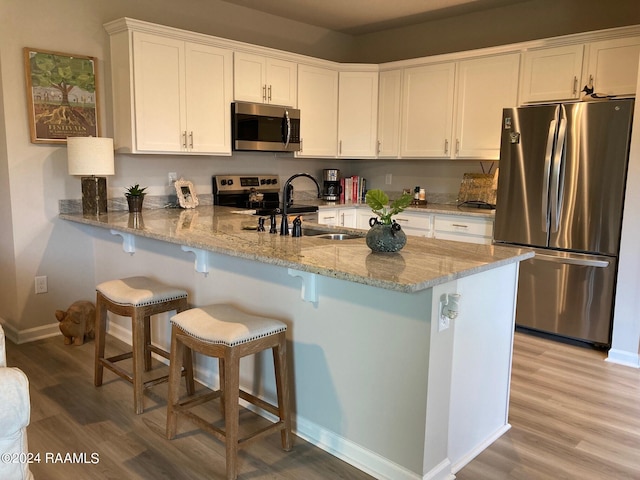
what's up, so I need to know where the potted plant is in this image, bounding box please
[365,189,413,252]
[125,184,147,213]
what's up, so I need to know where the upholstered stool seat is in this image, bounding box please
[166,304,291,480]
[94,276,194,414]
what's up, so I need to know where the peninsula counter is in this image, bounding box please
[60,206,533,480]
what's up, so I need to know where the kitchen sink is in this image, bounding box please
[302,227,361,240]
[314,233,361,240]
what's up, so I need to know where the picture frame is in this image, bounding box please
[24,47,100,144]
[175,178,199,209]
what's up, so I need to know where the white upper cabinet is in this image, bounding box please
[520,44,584,102]
[377,70,403,158]
[520,36,640,103]
[233,52,297,106]
[454,53,520,159]
[338,71,379,158]
[400,62,456,158]
[586,37,640,96]
[296,64,339,157]
[399,53,519,160]
[110,29,232,155]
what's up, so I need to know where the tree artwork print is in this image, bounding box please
[24,48,100,143]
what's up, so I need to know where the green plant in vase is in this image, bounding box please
[125,184,147,213]
[364,189,413,252]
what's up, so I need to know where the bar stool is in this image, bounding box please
[94,276,194,414]
[166,304,292,480]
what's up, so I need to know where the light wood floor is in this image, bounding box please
[6,331,640,479]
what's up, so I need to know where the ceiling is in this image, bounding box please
[218,0,530,35]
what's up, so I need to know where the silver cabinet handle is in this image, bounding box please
[452,224,468,228]
[189,131,194,149]
[182,131,187,149]
[589,74,594,89]
[268,85,272,102]
[262,84,267,102]
[455,139,460,156]
[444,139,449,155]
[323,216,335,220]
[395,217,409,222]
[573,76,578,95]
[377,140,381,154]
[339,140,342,155]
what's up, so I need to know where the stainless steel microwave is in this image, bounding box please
[231,102,301,152]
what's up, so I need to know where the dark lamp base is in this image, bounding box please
[81,176,107,215]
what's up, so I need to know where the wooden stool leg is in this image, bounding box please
[219,357,226,417]
[132,309,146,415]
[273,332,292,451]
[94,293,107,387]
[176,298,195,395]
[224,350,241,480]
[166,326,184,439]
[144,315,152,371]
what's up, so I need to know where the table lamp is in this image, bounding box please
[67,137,115,215]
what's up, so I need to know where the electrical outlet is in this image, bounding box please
[35,275,48,294]
[385,173,392,185]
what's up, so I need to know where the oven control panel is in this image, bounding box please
[213,175,280,194]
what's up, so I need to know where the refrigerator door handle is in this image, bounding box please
[550,106,567,233]
[541,115,558,233]
[534,252,610,268]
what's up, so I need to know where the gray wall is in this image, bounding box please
[352,0,640,63]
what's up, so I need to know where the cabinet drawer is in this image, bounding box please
[394,212,432,236]
[434,215,493,236]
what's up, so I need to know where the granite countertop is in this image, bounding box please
[59,206,531,293]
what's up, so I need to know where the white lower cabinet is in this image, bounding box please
[317,208,356,228]
[433,215,494,244]
[393,211,432,237]
[318,208,494,244]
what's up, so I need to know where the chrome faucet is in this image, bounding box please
[282,173,321,215]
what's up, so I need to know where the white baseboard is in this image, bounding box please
[0,320,61,344]
[606,349,640,368]
[450,424,511,474]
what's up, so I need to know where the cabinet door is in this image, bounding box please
[266,58,297,107]
[454,53,520,159]
[586,37,640,96]
[233,52,266,103]
[297,64,339,157]
[400,63,455,158]
[357,208,374,229]
[338,71,379,158]
[132,32,185,152]
[185,43,233,154]
[377,70,402,158]
[520,45,584,103]
[338,209,357,227]
[317,209,339,225]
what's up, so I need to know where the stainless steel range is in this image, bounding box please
[212,174,318,215]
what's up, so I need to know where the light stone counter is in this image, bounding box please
[60,205,530,293]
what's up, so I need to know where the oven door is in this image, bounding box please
[232,102,300,152]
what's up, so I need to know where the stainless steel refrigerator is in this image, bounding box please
[494,99,634,347]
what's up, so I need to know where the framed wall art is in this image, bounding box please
[175,178,199,209]
[24,47,101,144]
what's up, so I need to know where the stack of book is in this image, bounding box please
[339,176,366,203]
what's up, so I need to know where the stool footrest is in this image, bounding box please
[179,409,285,449]
[176,391,223,411]
[147,344,170,360]
[106,352,133,363]
[239,390,280,417]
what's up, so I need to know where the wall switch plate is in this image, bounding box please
[35,275,48,294]
[168,172,177,183]
[385,173,392,185]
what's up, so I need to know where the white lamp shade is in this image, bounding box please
[67,137,115,176]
